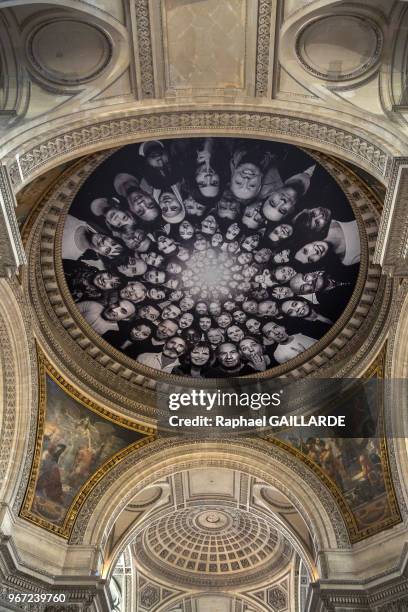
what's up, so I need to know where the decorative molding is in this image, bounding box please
[24,149,382,412]
[306,545,408,611]
[69,439,350,549]
[0,534,108,611]
[255,0,274,97]
[0,278,37,515]
[132,505,291,589]
[7,111,389,190]
[25,19,113,89]
[134,0,155,98]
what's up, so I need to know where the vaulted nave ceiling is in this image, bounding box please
[1,2,408,612]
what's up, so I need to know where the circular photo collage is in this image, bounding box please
[62,138,360,378]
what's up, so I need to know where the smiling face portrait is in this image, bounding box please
[207,328,224,345]
[64,137,360,377]
[158,192,184,223]
[179,220,195,240]
[190,344,211,366]
[179,312,194,328]
[295,241,329,264]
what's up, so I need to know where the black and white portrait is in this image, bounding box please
[62,138,360,378]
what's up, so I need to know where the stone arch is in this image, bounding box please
[4,107,398,193]
[104,472,315,588]
[70,439,349,578]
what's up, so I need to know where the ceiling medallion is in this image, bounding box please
[26,19,112,86]
[296,15,383,81]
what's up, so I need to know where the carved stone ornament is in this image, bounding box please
[7,111,390,191]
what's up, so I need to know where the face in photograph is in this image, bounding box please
[226,325,245,343]
[120,282,147,303]
[117,257,147,277]
[207,328,224,346]
[138,305,160,321]
[262,187,297,222]
[156,320,179,340]
[104,300,136,321]
[230,163,262,201]
[179,220,195,240]
[190,344,211,366]
[128,190,160,222]
[217,343,241,369]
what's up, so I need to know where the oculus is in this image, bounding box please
[62,138,360,378]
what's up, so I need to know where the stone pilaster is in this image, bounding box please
[374,157,408,276]
[0,165,26,277]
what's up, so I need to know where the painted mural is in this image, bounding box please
[22,364,152,536]
[274,352,400,541]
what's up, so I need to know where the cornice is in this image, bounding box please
[4,108,393,192]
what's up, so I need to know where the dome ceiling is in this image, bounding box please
[136,505,290,587]
[59,137,361,379]
[23,142,383,410]
[109,467,300,610]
